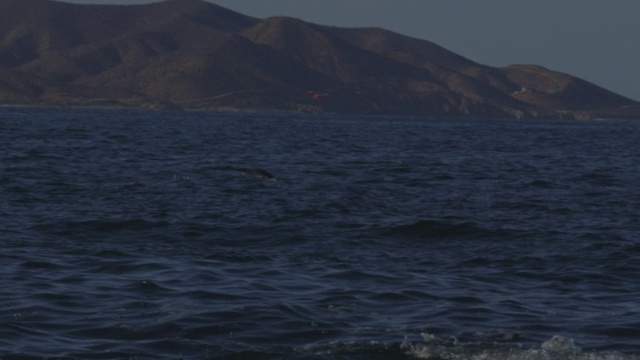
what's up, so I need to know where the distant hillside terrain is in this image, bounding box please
[1,0,638,119]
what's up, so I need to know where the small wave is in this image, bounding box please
[386,219,510,241]
[569,170,619,187]
[526,179,556,188]
[19,260,66,270]
[89,249,132,258]
[305,341,410,359]
[31,218,170,237]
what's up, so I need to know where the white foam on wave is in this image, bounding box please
[402,333,639,360]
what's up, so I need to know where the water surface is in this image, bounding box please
[1,108,639,359]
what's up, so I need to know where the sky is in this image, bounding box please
[63,0,640,101]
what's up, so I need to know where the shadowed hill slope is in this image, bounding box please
[1,0,638,118]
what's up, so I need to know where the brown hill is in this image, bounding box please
[0,0,637,118]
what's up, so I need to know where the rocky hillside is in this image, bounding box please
[1,0,638,119]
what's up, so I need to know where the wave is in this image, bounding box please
[402,334,639,360]
[385,219,512,241]
[305,334,640,360]
[31,218,170,237]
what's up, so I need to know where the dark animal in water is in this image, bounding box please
[238,168,276,180]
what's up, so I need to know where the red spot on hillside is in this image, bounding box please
[307,90,329,100]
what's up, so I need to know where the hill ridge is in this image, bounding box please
[0,0,638,119]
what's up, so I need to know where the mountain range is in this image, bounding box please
[1,0,639,119]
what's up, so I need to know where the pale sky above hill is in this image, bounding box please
[63,0,640,101]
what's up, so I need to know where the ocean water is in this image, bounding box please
[1,107,639,360]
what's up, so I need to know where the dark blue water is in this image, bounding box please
[1,107,639,360]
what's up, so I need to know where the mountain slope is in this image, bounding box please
[0,0,637,118]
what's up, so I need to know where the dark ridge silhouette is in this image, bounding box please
[0,0,637,119]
